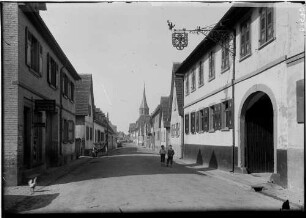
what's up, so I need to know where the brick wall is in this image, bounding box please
[2,2,20,186]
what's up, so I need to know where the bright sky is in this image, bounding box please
[40,1,232,134]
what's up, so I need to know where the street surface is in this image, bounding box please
[4,143,287,213]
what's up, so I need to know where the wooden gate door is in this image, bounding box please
[245,95,273,173]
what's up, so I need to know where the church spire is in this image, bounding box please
[139,83,149,116]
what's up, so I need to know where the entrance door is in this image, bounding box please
[24,107,31,168]
[245,93,274,173]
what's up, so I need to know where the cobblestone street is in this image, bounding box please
[3,143,302,214]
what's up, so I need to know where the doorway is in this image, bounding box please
[242,92,274,173]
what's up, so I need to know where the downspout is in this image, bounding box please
[231,29,236,173]
[59,66,65,162]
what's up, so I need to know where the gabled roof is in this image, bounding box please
[160,96,170,128]
[75,74,95,116]
[169,62,184,118]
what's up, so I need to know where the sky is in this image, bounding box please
[39,1,232,134]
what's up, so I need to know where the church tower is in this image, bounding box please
[139,84,149,116]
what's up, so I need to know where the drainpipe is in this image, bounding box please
[59,65,65,162]
[231,29,236,173]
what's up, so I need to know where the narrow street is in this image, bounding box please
[3,143,291,213]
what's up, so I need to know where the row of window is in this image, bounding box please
[185,8,274,96]
[63,119,75,143]
[95,129,105,143]
[185,99,233,134]
[171,123,180,138]
[26,27,75,102]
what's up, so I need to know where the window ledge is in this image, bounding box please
[208,76,215,82]
[239,52,252,62]
[49,84,57,90]
[221,127,230,131]
[198,83,204,88]
[221,66,230,74]
[258,37,276,51]
[28,67,42,78]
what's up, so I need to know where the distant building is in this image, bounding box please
[169,62,184,158]
[75,74,95,156]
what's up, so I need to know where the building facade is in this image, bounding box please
[93,108,106,151]
[175,3,304,191]
[2,2,81,185]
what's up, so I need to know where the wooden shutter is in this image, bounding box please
[267,8,273,40]
[25,27,32,67]
[227,99,233,129]
[297,79,304,123]
[191,112,195,134]
[178,123,180,137]
[260,8,266,44]
[56,63,59,88]
[47,53,51,84]
[196,111,199,133]
[185,114,189,134]
[203,108,209,132]
[215,104,221,130]
[39,44,43,75]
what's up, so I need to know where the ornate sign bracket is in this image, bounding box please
[168,20,235,56]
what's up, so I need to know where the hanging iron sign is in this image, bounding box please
[172,32,188,50]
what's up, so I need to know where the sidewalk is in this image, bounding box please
[173,157,304,210]
[3,156,93,211]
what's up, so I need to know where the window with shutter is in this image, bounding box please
[71,82,74,102]
[221,38,230,71]
[200,109,204,132]
[191,112,195,134]
[203,108,209,132]
[209,51,215,80]
[47,53,51,84]
[240,19,251,57]
[185,114,189,134]
[39,45,43,75]
[198,61,204,86]
[196,111,199,133]
[260,7,274,46]
[86,126,89,140]
[25,27,32,67]
[191,69,196,92]
[297,79,304,123]
[226,99,233,129]
[209,106,215,132]
[90,127,93,140]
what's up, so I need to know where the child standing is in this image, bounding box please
[159,145,166,166]
[166,145,175,167]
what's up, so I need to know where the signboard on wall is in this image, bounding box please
[35,100,56,112]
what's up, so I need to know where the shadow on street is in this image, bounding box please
[51,146,210,185]
[4,193,60,213]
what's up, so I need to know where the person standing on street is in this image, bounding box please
[159,145,166,166]
[166,145,175,167]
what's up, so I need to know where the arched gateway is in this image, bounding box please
[240,91,274,173]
